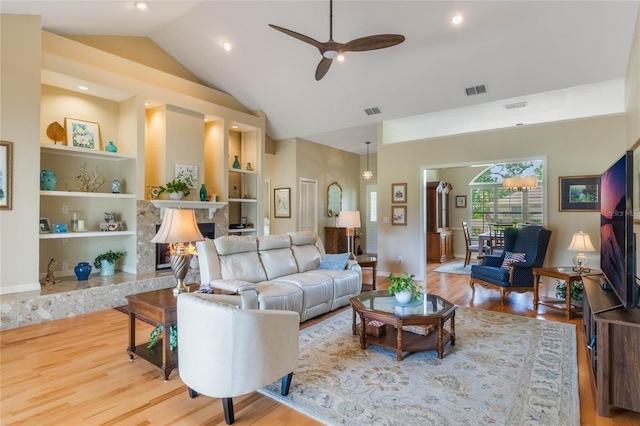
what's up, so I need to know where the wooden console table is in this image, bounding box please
[533,266,584,319]
[126,284,198,381]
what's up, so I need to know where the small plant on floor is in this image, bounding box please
[93,250,126,269]
[387,271,423,300]
[555,279,584,301]
[148,323,178,350]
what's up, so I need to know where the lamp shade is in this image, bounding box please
[503,176,538,190]
[339,211,361,229]
[151,208,204,244]
[567,231,596,252]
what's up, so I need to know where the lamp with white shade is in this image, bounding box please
[503,176,538,191]
[151,208,204,294]
[567,231,596,272]
[339,210,361,258]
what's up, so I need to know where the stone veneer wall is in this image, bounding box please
[136,200,229,274]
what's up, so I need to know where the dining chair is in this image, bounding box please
[462,222,490,267]
[488,223,512,255]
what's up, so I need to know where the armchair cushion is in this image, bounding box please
[318,253,350,270]
[501,251,526,269]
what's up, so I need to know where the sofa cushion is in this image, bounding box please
[318,253,350,270]
[307,269,361,310]
[255,282,304,316]
[214,235,257,256]
[275,273,333,321]
[288,231,317,246]
[219,252,267,283]
[258,235,298,279]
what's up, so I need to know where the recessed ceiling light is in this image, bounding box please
[78,85,88,91]
[222,41,232,52]
[452,15,463,25]
[337,54,345,62]
[134,2,147,10]
[144,102,150,106]
[231,125,238,129]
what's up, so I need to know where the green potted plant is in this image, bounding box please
[158,179,191,200]
[555,279,584,305]
[94,250,126,276]
[388,272,423,303]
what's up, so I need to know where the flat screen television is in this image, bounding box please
[600,150,638,310]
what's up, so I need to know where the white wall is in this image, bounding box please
[377,115,628,284]
[0,15,42,293]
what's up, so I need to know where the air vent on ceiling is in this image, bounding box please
[504,101,528,110]
[364,107,381,116]
[465,84,487,96]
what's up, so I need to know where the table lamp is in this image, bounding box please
[567,231,596,272]
[151,208,204,294]
[339,210,361,258]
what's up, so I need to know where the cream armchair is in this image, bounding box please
[177,292,300,425]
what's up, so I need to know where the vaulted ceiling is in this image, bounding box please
[2,1,638,154]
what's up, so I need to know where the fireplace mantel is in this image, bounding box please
[151,200,227,219]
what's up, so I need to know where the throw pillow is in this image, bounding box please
[501,251,526,269]
[319,253,350,270]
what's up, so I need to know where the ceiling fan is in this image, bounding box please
[269,0,405,81]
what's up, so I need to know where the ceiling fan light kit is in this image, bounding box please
[269,0,405,80]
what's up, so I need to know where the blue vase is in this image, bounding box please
[105,141,117,153]
[74,262,92,281]
[232,155,241,169]
[40,170,57,191]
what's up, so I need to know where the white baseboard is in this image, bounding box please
[1,282,41,295]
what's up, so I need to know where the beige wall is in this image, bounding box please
[0,15,42,293]
[377,115,628,284]
[626,11,640,148]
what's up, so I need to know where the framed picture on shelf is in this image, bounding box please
[64,118,101,150]
[392,183,407,203]
[52,223,68,233]
[559,175,600,211]
[274,188,291,218]
[39,218,51,234]
[391,205,407,226]
[0,141,13,210]
[455,195,467,208]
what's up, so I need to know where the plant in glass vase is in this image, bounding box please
[388,272,423,303]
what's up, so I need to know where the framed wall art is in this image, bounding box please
[559,175,600,211]
[39,218,51,234]
[0,141,13,210]
[455,195,467,208]
[64,118,101,150]
[274,187,291,218]
[391,205,407,226]
[392,183,407,203]
[175,164,198,188]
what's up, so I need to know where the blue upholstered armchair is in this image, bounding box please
[470,226,552,305]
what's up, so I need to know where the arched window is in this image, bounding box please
[468,161,544,236]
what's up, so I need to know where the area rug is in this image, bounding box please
[433,258,476,275]
[259,307,578,426]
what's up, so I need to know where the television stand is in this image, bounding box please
[582,275,640,417]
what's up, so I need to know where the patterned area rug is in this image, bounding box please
[259,307,579,426]
[433,258,476,275]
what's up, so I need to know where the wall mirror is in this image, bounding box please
[327,182,342,217]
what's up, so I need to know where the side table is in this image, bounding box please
[533,267,583,319]
[356,255,377,290]
[126,284,198,381]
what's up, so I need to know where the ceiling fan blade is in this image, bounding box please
[269,24,325,51]
[315,57,333,81]
[342,34,405,52]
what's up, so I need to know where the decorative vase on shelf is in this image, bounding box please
[232,155,241,169]
[100,260,115,277]
[199,184,208,201]
[111,178,121,194]
[40,170,57,191]
[74,262,92,281]
[105,141,117,153]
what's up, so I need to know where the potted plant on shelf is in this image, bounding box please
[388,272,423,303]
[158,179,191,200]
[555,279,584,306]
[93,250,126,277]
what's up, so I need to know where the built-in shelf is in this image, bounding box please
[228,228,258,234]
[40,191,135,198]
[39,230,135,239]
[150,200,228,219]
[228,198,257,203]
[41,143,135,160]
[229,169,257,175]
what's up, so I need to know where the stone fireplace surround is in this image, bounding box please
[0,201,229,331]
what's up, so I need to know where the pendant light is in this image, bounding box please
[362,141,373,180]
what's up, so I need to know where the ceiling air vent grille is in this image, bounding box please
[504,101,528,110]
[465,84,487,96]
[364,107,381,115]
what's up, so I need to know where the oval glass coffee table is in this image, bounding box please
[350,291,457,360]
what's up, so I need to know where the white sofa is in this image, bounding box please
[196,231,362,322]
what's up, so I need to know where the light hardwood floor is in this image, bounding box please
[2,263,640,425]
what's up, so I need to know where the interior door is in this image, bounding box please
[366,185,378,254]
[299,178,318,233]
